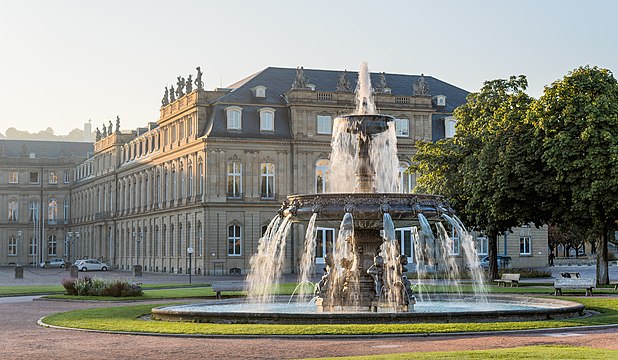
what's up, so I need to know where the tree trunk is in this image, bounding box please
[488,233,499,280]
[596,227,609,285]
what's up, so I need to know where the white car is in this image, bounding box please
[75,259,109,272]
[41,258,66,268]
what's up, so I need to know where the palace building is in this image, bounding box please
[0,66,548,273]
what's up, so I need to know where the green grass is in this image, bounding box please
[41,297,618,336]
[43,286,222,301]
[0,285,65,296]
[306,345,618,360]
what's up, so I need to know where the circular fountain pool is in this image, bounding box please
[151,295,585,324]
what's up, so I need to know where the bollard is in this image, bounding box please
[133,264,143,277]
[15,265,23,279]
[70,265,79,278]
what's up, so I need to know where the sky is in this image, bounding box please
[1,0,617,136]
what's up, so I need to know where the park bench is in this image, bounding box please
[211,281,246,299]
[494,273,520,287]
[560,272,581,279]
[554,277,595,296]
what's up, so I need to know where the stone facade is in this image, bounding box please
[0,67,549,273]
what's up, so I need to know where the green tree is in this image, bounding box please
[529,66,618,285]
[412,76,545,280]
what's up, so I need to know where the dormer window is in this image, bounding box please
[226,106,242,130]
[253,86,267,98]
[259,108,275,131]
[435,95,447,107]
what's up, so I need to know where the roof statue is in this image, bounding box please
[376,72,388,93]
[413,74,430,96]
[186,74,193,93]
[162,86,169,106]
[20,144,28,157]
[101,123,107,137]
[292,66,309,89]
[336,70,352,92]
[108,120,113,135]
[169,85,176,102]
[115,116,121,134]
[195,66,204,90]
[95,128,101,141]
[176,76,185,98]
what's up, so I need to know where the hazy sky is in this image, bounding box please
[1,0,617,136]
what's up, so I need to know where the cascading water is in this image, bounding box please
[297,213,318,299]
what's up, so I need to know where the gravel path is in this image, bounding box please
[2,296,618,359]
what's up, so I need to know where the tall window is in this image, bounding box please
[315,159,330,193]
[154,226,159,257]
[226,107,242,130]
[30,172,39,184]
[197,222,202,256]
[315,227,335,264]
[477,235,488,255]
[394,118,410,137]
[188,164,193,196]
[170,225,174,256]
[63,170,70,184]
[164,170,169,202]
[63,198,70,220]
[259,109,275,131]
[48,234,57,256]
[179,166,185,198]
[9,171,18,184]
[260,163,275,199]
[449,227,460,255]
[8,200,18,222]
[29,236,37,256]
[171,169,177,200]
[162,225,167,256]
[48,198,57,224]
[29,201,39,222]
[445,117,457,138]
[398,163,413,193]
[520,236,531,255]
[227,162,242,198]
[197,160,204,195]
[178,224,182,256]
[396,228,414,263]
[317,115,332,134]
[228,224,242,256]
[49,171,58,184]
[8,236,17,256]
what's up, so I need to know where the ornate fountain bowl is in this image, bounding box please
[338,114,394,136]
[281,193,453,229]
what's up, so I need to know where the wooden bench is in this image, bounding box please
[211,281,246,299]
[554,278,596,296]
[494,273,520,287]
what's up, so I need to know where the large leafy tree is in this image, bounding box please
[529,66,618,284]
[412,76,546,280]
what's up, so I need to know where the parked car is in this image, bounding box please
[40,258,66,268]
[479,255,511,269]
[75,259,109,272]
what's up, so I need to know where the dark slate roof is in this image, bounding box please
[0,139,93,158]
[205,67,469,139]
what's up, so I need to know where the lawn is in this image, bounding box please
[0,283,211,298]
[306,345,618,360]
[41,297,618,336]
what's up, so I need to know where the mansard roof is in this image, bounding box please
[205,67,469,139]
[0,139,93,158]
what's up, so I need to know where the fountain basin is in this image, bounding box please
[151,295,585,324]
[282,193,451,229]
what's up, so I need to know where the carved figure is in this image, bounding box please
[169,85,176,102]
[115,116,121,133]
[336,70,352,92]
[377,72,388,93]
[292,66,308,89]
[413,74,430,96]
[101,123,107,137]
[195,66,204,90]
[108,120,113,135]
[176,76,185,98]
[162,87,169,106]
[185,74,193,93]
[367,255,384,299]
[95,128,101,141]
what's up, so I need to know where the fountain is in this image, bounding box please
[152,63,585,324]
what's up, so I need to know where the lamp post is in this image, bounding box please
[66,231,72,263]
[74,231,80,263]
[17,230,22,265]
[187,247,194,284]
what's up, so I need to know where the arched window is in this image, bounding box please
[228,224,242,256]
[48,198,57,224]
[398,162,413,193]
[188,163,193,196]
[197,221,202,256]
[197,159,204,195]
[164,169,169,202]
[260,163,275,199]
[179,164,185,198]
[226,107,242,130]
[259,108,275,131]
[63,197,70,220]
[48,234,57,256]
[170,224,174,256]
[445,117,457,138]
[178,224,183,256]
[227,162,242,198]
[171,167,177,200]
[315,159,330,193]
[162,225,167,256]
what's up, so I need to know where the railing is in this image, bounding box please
[316,92,333,100]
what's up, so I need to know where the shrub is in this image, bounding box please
[60,277,143,297]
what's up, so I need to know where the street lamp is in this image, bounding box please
[17,231,22,265]
[132,229,143,266]
[187,247,194,284]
